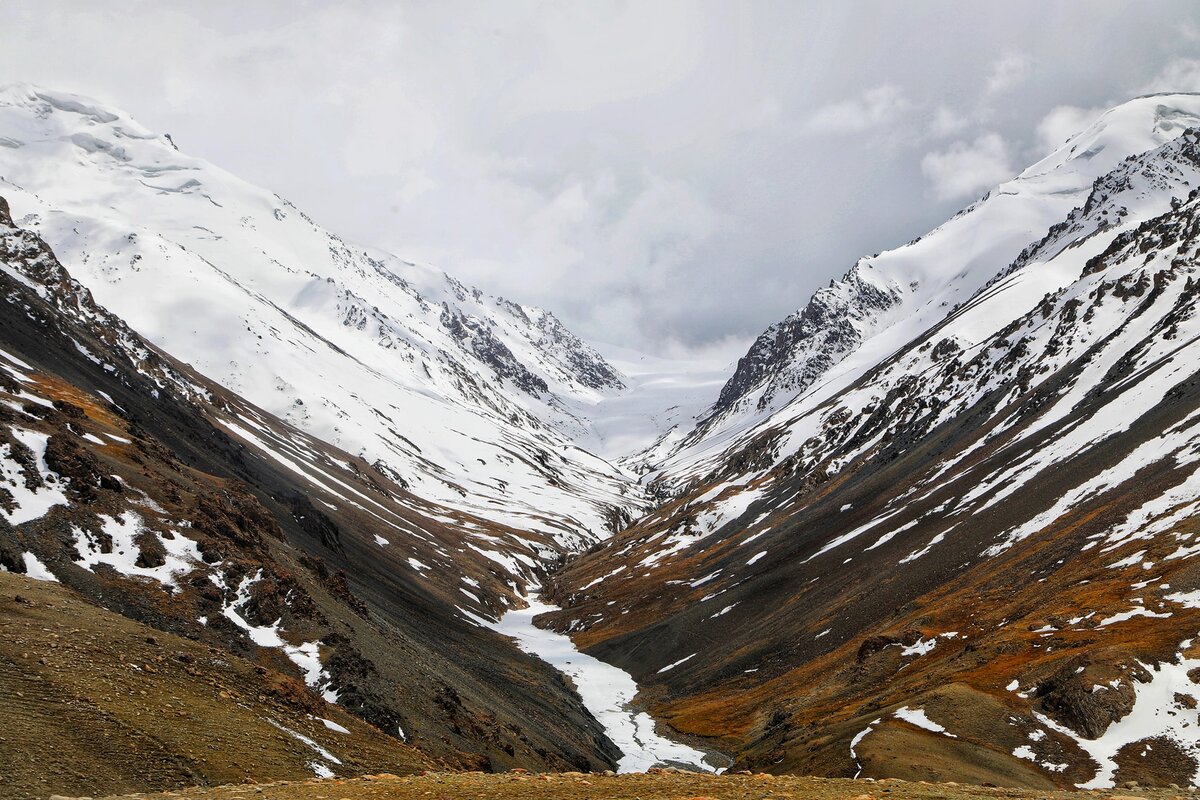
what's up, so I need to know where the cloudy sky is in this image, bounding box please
[4,1,1200,357]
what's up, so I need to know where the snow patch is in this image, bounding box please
[488,594,715,773]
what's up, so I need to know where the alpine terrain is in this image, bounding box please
[7,82,1200,798]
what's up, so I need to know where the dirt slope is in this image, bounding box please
[0,571,435,800]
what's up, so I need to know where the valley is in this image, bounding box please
[8,83,1200,798]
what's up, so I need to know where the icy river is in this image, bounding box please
[488,595,722,773]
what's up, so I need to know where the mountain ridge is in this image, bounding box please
[0,189,631,790]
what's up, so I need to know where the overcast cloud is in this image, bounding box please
[3,1,1200,357]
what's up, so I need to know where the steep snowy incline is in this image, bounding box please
[0,84,639,546]
[648,93,1200,491]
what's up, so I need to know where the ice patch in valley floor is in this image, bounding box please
[488,594,723,773]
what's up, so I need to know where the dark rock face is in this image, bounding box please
[438,299,624,397]
[192,485,283,556]
[1113,735,1198,788]
[529,307,624,391]
[441,304,549,396]
[43,433,104,501]
[1034,658,1146,739]
[286,492,342,553]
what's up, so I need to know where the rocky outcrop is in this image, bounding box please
[705,264,899,424]
[440,304,549,396]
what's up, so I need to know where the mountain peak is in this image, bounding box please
[676,93,1200,464]
[1022,92,1200,181]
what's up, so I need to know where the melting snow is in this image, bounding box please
[657,653,697,674]
[1012,743,1068,773]
[1098,606,1171,626]
[1166,590,1200,609]
[318,717,350,734]
[72,512,203,590]
[894,706,955,737]
[221,571,338,702]
[266,718,340,778]
[488,595,716,773]
[580,565,626,590]
[900,637,937,657]
[710,603,737,619]
[1033,641,1200,788]
[850,718,882,778]
[19,552,56,582]
[0,430,69,524]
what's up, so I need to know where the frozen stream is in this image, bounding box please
[488,595,721,773]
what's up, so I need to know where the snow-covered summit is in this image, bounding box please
[0,83,638,543]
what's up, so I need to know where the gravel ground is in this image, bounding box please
[91,771,1197,800]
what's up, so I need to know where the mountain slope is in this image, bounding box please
[0,83,638,547]
[0,194,623,785]
[548,94,1200,789]
[0,571,435,799]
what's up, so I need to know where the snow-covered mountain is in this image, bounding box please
[0,191,627,783]
[0,84,641,547]
[551,94,1200,788]
[645,93,1200,492]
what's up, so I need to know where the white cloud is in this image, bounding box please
[805,85,910,134]
[929,106,969,138]
[986,51,1034,94]
[1035,105,1105,154]
[1139,57,1200,94]
[920,133,1013,201]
